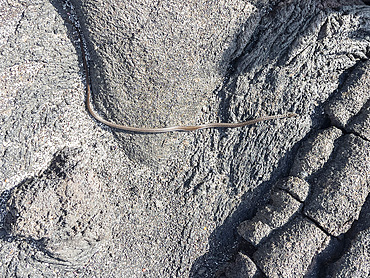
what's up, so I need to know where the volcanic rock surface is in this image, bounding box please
[0,0,369,277]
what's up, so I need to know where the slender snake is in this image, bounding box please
[71,18,297,133]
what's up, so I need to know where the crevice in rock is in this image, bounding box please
[214,241,266,278]
[331,123,370,142]
[13,10,26,36]
[302,211,335,238]
[0,189,13,237]
[236,236,258,258]
[345,98,370,142]
[305,235,343,278]
[277,186,305,204]
[312,193,370,277]
[213,106,367,277]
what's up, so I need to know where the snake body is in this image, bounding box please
[72,19,297,133]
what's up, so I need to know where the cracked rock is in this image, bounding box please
[253,215,330,278]
[328,195,370,278]
[346,102,370,141]
[275,176,310,202]
[238,187,302,246]
[330,228,370,278]
[304,134,370,237]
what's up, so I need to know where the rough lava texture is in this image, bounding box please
[223,252,261,278]
[253,215,330,278]
[304,134,370,237]
[0,0,369,277]
[331,228,370,278]
[237,186,303,246]
[329,196,370,278]
[4,148,113,266]
[289,127,343,179]
[69,0,266,165]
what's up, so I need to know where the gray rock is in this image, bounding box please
[275,176,310,202]
[325,189,370,277]
[4,148,112,266]
[238,188,302,246]
[237,176,310,248]
[0,0,370,277]
[238,220,272,248]
[0,0,26,48]
[304,134,370,236]
[0,1,302,276]
[253,215,330,278]
[346,103,370,141]
[330,228,370,278]
[290,127,343,179]
[0,0,88,190]
[224,252,260,278]
[325,60,370,128]
[70,0,263,164]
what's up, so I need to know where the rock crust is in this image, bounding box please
[0,0,369,277]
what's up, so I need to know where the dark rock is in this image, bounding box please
[290,127,343,180]
[304,134,370,236]
[325,60,370,129]
[327,195,370,277]
[275,176,310,202]
[224,252,260,278]
[346,103,370,141]
[238,188,302,246]
[330,228,370,278]
[253,215,330,278]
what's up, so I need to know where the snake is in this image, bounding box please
[70,18,297,133]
